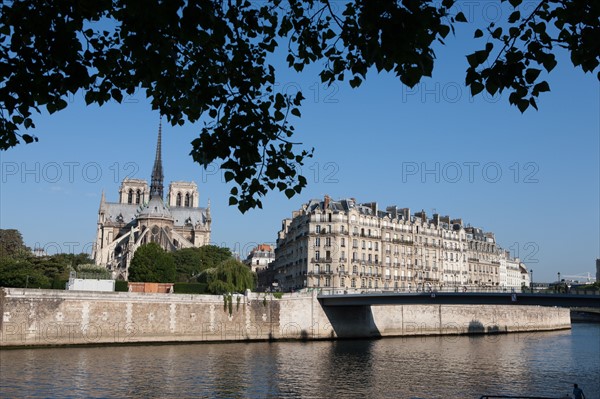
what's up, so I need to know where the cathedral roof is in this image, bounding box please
[170,206,209,226]
[137,196,173,220]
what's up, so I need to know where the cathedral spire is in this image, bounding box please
[149,119,164,199]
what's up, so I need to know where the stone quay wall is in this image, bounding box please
[0,288,571,348]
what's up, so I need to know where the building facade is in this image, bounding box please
[270,196,529,293]
[243,244,275,273]
[92,124,211,280]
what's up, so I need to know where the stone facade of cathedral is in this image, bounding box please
[92,124,211,280]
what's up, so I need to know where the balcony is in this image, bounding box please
[310,257,333,263]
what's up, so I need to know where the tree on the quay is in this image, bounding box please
[172,245,233,282]
[0,257,51,288]
[128,243,176,283]
[0,229,29,259]
[1,0,597,211]
[203,258,256,294]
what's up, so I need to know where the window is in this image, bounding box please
[127,189,133,204]
[341,238,345,247]
[176,192,182,206]
[136,190,141,204]
[315,251,320,260]
[325,237,331,246]
[316,225,321,233]
[351,278,356,288]
[315,237,320,247]
[185,193,191,207]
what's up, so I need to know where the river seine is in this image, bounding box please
[1,323,598,399]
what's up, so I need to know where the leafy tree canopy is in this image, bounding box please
[0,229,94,288]
[203,258,256,294]
[1,0,598,210]
[128,242,177,283]
[0,229,29,258]
[0,252,79,288]
[172,245,233,282]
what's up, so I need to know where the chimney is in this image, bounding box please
[324,195,330,209]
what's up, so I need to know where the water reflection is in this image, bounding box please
[1,324,598,399]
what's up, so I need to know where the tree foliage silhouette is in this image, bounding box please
[1,0,597,210]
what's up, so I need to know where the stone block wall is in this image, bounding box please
[0,288,571,347]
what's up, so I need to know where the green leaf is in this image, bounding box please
[22,134,35,144]
[508,11,520,24]
[474,29,483,38]
[525,68,541,84]
[439,25,450,39]
[529,97,538,110]
[291,108,301,117]
[542,55,557,72]
[284,188,295,199]
[470,82,484,96]
[349,76,362,88]
[228,196,238,206]
[224,171,234,182]
[517,99,529,113]
[455,12,467,23]
[533,81,550,93]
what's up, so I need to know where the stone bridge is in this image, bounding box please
[317,292,600,308]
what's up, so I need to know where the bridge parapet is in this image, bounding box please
[317,292,600,308]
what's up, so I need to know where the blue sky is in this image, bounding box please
[1,3,598,283]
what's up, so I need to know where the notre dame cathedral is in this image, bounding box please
[92,123,212,280]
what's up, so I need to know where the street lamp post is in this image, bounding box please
[530,269,534,293]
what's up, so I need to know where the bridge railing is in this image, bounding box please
[315,287,600,296]
[479,396,566,399]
